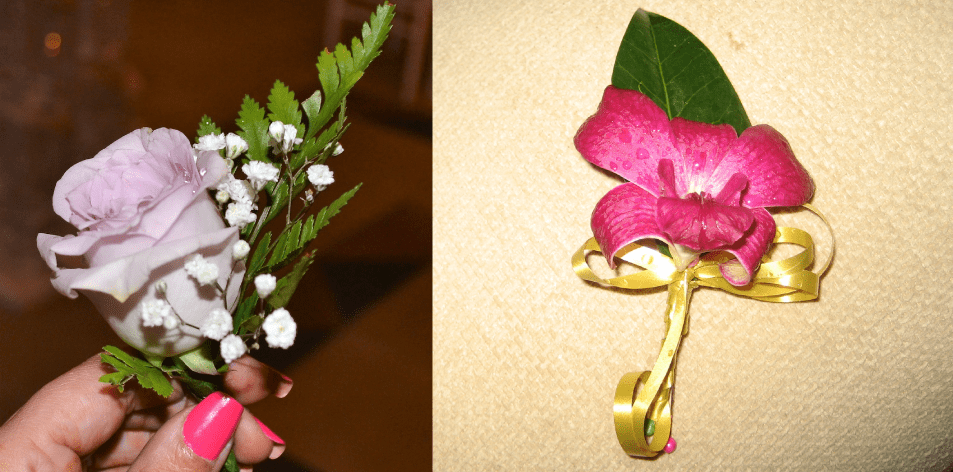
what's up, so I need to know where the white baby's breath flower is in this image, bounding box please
[141,299,171,327]
[268,120,285,142]
[229,180,252,203]
[306,164,334,191]
[242,161,280,191]
[268,121,303,154]
[202,308,233,341]
[215,189,230,204]
[255,274,277,299]
[322,141,343,157]
[154,279,167,295]
[194,133,226,152]
[184,254,219,286]
[232,240,250,260]
[219,334,246,364]
[163,314,180,330]
[217,173,253,203]
[262,308,296,349]
[224,133,248,159]
[280,124,302,152]
[225,201,257,228]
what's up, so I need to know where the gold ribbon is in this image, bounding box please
[572,204,833,457]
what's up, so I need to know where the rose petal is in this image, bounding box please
[669,117,738,197]
[60,226,238,301]
[574,86,678,195]
[656,194,755,251]
[709,124,814,208]
[52,130,147,225]
[719,207,777,286]
[58,226,243,356]
[591,182,668,268]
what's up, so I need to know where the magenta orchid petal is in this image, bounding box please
[574,86,678,194]
[720,207,777,286]
[657,194,755,251]
[713,173,748,206]
[657,159,679,198]
[711,124,814,208]
[669,117,738,196]
[591,183,669,269]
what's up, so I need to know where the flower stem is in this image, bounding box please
[614,269,696,457]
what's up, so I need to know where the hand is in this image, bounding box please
[0,353,292,471]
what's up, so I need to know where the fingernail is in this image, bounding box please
[255,417,285,445]
[183,392,244,460]
[276,373,293,398]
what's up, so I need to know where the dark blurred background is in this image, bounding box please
[0,0,431,470]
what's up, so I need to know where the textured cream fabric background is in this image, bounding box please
[433,1,953,470]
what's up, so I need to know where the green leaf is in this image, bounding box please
[262,172,309,227]
[236,95,271,162]
[143,352,165,368]
[99,346,174,398]
[224,450,240,472]
[309,183,362,236]
[301,89,322,132]
[612,9,750,135]
[172,357,222,399]
[265,220,303,268]
[306,3,394,141]
[98,372,128,389]
[248,231,272,276]
[258,183,362,275]
[177,342,219,375]
[234,293,261,335]
[644,418,656,436]
[266,80,305,138]
[268,251,316,309]
[196,115,222,142]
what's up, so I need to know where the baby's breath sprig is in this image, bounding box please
[191,2,395,367]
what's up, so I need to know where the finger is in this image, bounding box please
[223,355,293,404]
[232,411,285,464]
[87,429,153,470]
[0,354,184,458]
[129,392,243,472]
[120,394,194,431]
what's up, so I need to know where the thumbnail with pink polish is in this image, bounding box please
[255,417,285,444]
[183,392,244,460]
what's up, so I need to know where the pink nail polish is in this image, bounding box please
[184,392,244,460]
[255,417,285,444]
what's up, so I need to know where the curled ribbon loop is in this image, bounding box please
[573,206,833,457]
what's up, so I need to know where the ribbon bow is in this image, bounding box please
[572,204,832,457]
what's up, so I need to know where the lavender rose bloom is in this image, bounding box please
[37,128,244,356]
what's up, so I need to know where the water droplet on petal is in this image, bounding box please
[636,148,650,160]
[609,161,618,171]
[618,130,631,144]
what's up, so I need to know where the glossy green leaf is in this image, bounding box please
[612,9,750,135]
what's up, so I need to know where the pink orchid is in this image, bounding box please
[575,86,813,285]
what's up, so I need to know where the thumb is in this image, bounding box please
[129,392,242,471]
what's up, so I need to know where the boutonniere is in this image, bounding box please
[571,9,833,458]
